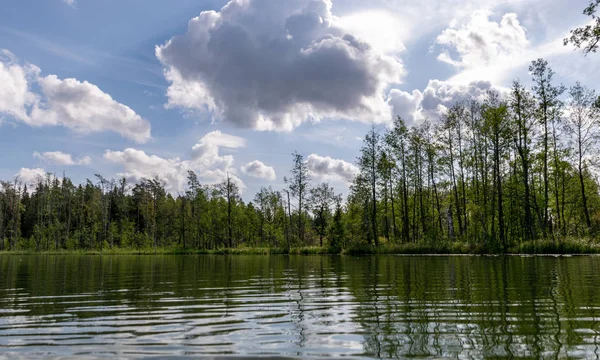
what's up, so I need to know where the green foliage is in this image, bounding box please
[2,58,600,255]
[511,238,600,254]
[564,0,600,54]
[328,201,346,249]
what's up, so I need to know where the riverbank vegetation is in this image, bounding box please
[1,58,600,254]
[2,238,600,255]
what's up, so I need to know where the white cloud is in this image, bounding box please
[104,148,190,192]
[0,50,151,142]
[62,0,76,7]
[15,168,46,185]
[432,10,574,86]
[156,0,404,131]
[104,131,246,193]
[0,50,39,123]
[33,151,91,166]
[386,88,423,125]
[435,10,528,70]
[241,160,276,181]
[80,156,92,165]
[306,154,358,183]
[30,75,151,143]
[386,8,579,126]
[336,11,406,54]
[163,68,217,115]
[190,130,246,169]
[387,79,492,124]
[333,0,531,51]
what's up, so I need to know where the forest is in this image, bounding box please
[1,58,600,253]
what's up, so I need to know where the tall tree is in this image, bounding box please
[441,104,466,237]
[358,125,381,245]
[187,171,207,248]
[218,173,240,248]
[254,186,282,246]
[309,182,341,247]
[179,194,187,250]
[482,91,510,250]
[95,174,111,249]
[386,117,411,243]
[285,151,310,244]
[567,82,600,229]
[282,188,292,250]
[329,197,345,249]
[530,58,565,236]
[509,80,537,241]
[377,150,394,241]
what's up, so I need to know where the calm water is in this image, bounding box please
[1,255,600,359]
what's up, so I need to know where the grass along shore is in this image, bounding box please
[2,238,600,255]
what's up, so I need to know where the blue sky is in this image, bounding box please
[1,0,598,199]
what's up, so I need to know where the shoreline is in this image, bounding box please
[2,239,599,256]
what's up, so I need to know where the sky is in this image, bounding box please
[1,0,598,200]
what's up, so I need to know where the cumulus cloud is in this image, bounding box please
[30,76,151,142]
[104,131,246,193]
[63,0,76,7]
[156,0,404,131]
[0,50,151,142]
[33,151,91,166]
[386,88,423,126]
[431,10,574,86]
[306,154,358,183]
[387,79,492,124]
[435,10,528,70]
[104,148,191,192]
[15,168,47,185]
[421,79,491,114]
[336,11,406,54]
[241,160,276,181]
[190,130,246,169]
[0,50,39,122]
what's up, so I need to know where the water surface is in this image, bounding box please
[1,255,600,358]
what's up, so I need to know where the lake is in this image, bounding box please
[1,255,600,359]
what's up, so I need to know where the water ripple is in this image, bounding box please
[1,255,600,359]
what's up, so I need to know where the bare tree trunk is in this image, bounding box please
[579,156,592,228]
[286,191,292,250]
[227,176,232,248]
[389,170,397,241]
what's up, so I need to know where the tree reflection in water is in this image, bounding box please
[0,255,599,358]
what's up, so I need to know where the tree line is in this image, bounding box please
[0,151,343,252]
[1,58,599,252]
[351,59,600,251]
